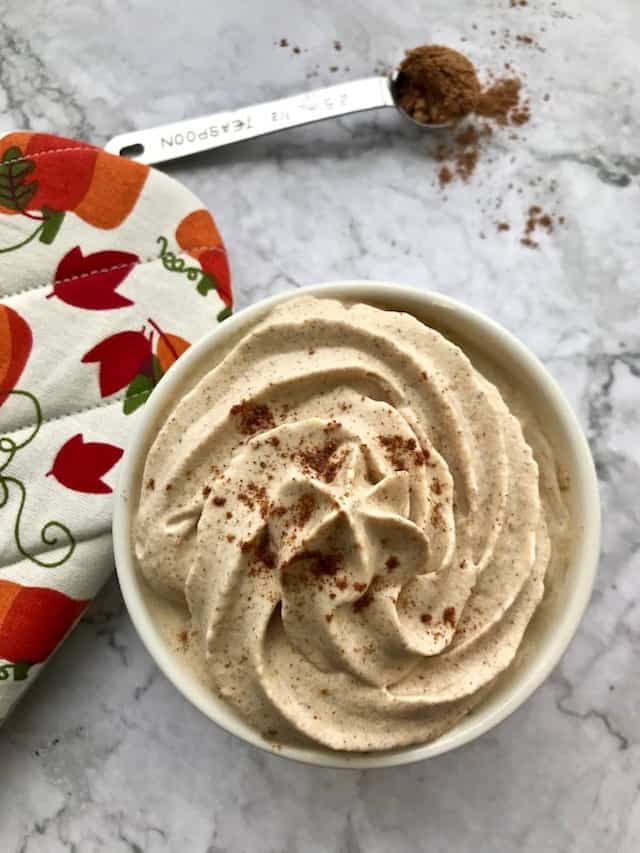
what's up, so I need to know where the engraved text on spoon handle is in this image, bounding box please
[105,77,394,166]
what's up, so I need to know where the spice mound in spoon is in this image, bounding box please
[394,44,481,125]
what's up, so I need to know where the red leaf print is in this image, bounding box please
[199,248,232,306]
[46,246,139,309]
[82,330,151,397]
[47,434,123,494]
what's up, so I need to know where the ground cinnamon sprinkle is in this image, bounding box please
[443,606,456,628]
[212,496,226,507]
[247,528,276,575]
[238,482,270,518]
[395,44,481,125]
[420,613,433,625]
[230,400,275,436]
[385,555,399,571]
[379,434,424,469]
[353,589,375,613]
[431,502,445,530]
[293,493,315,526]
[298,440,344,483]
[286,550,344,580]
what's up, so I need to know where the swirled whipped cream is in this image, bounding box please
[136,296,570,751]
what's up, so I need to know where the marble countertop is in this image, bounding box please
[1,0,638,850]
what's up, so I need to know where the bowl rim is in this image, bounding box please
[113,280,601,769]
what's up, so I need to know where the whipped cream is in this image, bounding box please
[135,296,570,751]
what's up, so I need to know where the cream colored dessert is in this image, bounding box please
[135,296,570,752]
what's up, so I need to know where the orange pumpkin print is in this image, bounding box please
[0,133,149,252]
[0,579,88,679]
[156,331,190,374]
[0,305,32,407]
[175,209,232,307]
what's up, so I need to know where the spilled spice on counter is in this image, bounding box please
[520,205,564,248]
[395,45,481,125]
[436,123,494,185]
[395,43,531,189]
[438,164,454,186]
[476,77,530,126]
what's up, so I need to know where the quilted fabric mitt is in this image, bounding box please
[0,133,232,721]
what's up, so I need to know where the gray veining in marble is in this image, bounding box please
[1,0,639,850]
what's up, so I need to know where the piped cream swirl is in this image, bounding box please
[135,296,562,751]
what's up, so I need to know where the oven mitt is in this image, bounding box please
[0,132,233,722]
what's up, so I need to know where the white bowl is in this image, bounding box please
[113,281,600,769]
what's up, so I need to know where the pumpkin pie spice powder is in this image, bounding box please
[275,12,564,248]
[394,33,564,247]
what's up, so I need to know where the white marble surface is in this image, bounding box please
[1,0,639,850]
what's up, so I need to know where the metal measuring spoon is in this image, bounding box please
[105,70,451,166]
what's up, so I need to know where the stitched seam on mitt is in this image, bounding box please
[1,390,161,438]
[0,245,225,300]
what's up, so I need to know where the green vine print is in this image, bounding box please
[157,235,217,296]
[0,390,75,568]
[0,147,65,253]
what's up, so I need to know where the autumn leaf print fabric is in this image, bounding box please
[0,132,233,719]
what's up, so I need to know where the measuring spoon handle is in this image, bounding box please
[105,77,394,166]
